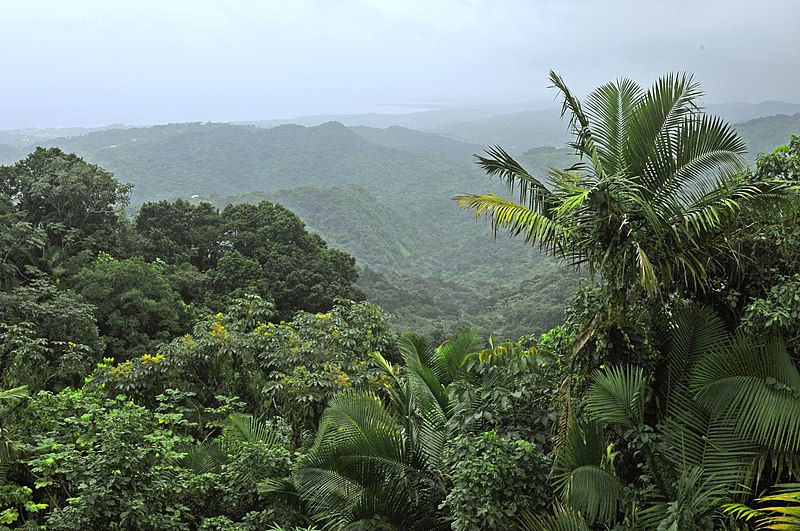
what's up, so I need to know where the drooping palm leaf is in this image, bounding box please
[549,70,595,161]
[0,386,28,402]
[456,192,567,256]
[474,145,555,211]
[552,421,623,525]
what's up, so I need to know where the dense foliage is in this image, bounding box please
[0,72,797,530]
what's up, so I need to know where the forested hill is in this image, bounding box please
[0,113,794,339]
[37,121,478,204]
[16,119,570,276]
[735,112,800,158]
[2,120,577,339]
[209,184,576,340]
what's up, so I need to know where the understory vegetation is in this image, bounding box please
[0,71,798,530]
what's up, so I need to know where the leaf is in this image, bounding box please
[586,365,647,430]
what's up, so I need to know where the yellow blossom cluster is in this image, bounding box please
[140,353,165,365]
[209,314,228,339]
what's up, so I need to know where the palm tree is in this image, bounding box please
[552,304,800,528]
[288,331,482,530]
[458,71,793,298]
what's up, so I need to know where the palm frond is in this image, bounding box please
[723,484,800,530]
[398,332,433,368]
[415,400,449,473]
[0,386,29,465]
[180,441,226,475]
[638,466,728,530]
[585,365,647,430]
[456,193,567,256]
[552,421,623,525]
[562,465,624,525]
[293,391,445,529]
[549,70,594,160]
[313,392,407,463]
[633,242,658,294]
[474,145,554,211]
[672,114,746,191]
[517,505,591,531]
[690,334,800,452]
[0,386,28,401]
[583,77,643,176]
[259,476,299,499]
[405,355,451,421]
[654,303,730,412]
[370,351,408,411]
[292,465,365,528]
[642,113,746,216]
[433,329,481,386]
[626,72,705,190]
[660,383,759,490]
[223,412,285,448]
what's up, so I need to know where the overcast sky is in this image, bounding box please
[1,0,798,129]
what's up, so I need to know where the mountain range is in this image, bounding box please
[0,99,796,339]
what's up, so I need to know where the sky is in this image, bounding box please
[1,0,798,129]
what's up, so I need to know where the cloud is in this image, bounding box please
[1,0,797,128]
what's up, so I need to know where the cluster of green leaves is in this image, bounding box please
[71,253,196,360]
[131,198,363,320]
[21,386,192,530]
[0,147,366,382]
[0,279,102,390]
[0,147,131,289]
[441,430,550,530]
[0,70,798,530]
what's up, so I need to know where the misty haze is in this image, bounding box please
[1,1,799,529]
